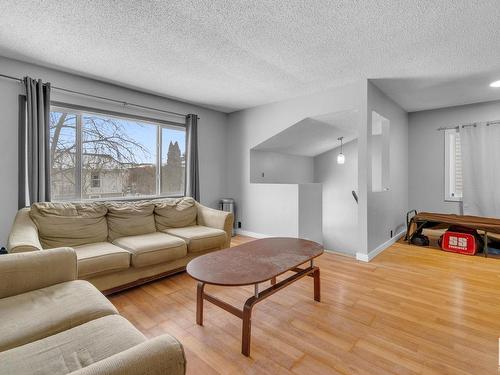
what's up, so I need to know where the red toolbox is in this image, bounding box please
[440,231,478,255]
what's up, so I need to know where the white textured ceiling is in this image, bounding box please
[253,110,358,157]
[1,1,500,112]
[373,71,500,112]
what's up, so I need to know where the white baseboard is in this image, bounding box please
[235,229,271,238]
[355,252,371,262]
[356,229,406,262]
[324,249,355,258]
[235,229,404,262]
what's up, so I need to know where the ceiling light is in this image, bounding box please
[490,80,500,88]
[337,137,345,164]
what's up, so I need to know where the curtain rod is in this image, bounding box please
[0,73,191,119]
[437,120,500,131]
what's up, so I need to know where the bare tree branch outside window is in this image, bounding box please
[50,110,185,201]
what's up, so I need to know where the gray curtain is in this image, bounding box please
[185,114,200,201]
[19,77,51,208]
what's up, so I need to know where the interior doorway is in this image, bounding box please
[250,109,359,255]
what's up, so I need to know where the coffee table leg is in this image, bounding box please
[313,268,320,302]
[196,282,205,325]
[242,301,254,356]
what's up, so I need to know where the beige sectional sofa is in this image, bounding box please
[8,197,233,293]
[0,247,185,375]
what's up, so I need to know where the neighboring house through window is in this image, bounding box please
[49,104,186,201]
[90,172,101,188]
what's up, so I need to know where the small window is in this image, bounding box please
[90,172,101,188]
[444,129,462,201]
[371,111,390,192]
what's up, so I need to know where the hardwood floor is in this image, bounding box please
[109,236,500,374]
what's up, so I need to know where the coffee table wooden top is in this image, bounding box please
[186,237,323,286]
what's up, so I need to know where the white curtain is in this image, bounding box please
[461,123,500,217]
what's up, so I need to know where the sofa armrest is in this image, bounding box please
[0,247,77,299]
[196,203,234,248]
[69,335,186,375]
[7,208,43,253]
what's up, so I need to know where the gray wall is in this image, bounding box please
[314,140,358,255]
[366,82,409,252]
[0,76,21,249]
[408,99,500,214]
[298,183,323,244]
[250,150,314,184]
[0,56,229,246]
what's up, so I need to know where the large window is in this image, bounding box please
[444,129,463,201]
[50,105,186,201]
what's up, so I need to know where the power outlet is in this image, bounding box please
[238,221,242,229]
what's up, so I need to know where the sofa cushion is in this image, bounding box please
[163,225,227,253]
[74,242,131,278]
[106,201,156,242]
[154,197,197,230]
[30,202,108,248]
[112,232,187,267]
[0,315,145,375]
[0,280,118,352]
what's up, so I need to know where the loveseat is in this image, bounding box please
[0,247,185,374]
[7,197,233,293]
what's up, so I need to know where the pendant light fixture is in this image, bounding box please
[337,136,345,164]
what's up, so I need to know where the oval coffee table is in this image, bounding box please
[186,237,324,356]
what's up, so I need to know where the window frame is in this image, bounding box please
[50,101,187,202]
[90,172,101,188]
[444,128,463,202]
